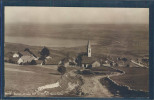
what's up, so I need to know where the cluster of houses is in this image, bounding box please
[5,47,79,67]
[5,40,149,68]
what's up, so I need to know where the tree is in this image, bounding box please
[40,47,50,59]
[57,66,66,75]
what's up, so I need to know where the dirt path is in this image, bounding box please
[80,75,114,97]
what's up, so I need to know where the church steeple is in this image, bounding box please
[87,40,91,57]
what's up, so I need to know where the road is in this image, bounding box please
[80,75,114,97]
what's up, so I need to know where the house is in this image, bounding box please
[17,56,36,65]
[13,52,22,58]
[19,51,32,56]
[102,64,110,67]
[91,61,101,67]
[45,57,61,65]
[20,49,39,60]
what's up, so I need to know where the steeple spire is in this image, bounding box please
[88,40,91,48]
[87,40,91,57]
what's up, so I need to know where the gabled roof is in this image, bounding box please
[81,56,96,64]
[20,56,35,63]
[45,57,61,65]
[19,51,32,56]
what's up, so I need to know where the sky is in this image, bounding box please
[5,7,149,24]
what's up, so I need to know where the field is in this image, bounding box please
[5,63,61,96]
[5,24,149,58]
[110,67,149,91]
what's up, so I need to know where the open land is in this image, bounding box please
[110,67,149,91]
[4,24,149,97]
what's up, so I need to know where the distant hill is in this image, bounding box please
[4,42,67,59]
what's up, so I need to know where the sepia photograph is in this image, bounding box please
[4,7,149,98]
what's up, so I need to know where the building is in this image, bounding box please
[87,40,91,57]
[13,52,22,58]
[45,57,61,65]
[80,40,101,68]
[92,61,101,67]
[81,56,100,68]
[17,56,36,65]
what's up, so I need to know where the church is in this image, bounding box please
[80,40,101,68]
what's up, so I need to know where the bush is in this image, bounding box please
[57,66,66,75]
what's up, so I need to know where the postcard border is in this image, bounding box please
[1,0,154,100]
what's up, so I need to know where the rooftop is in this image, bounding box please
[81,56,97,64]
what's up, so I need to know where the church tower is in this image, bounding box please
[87,40,91,57]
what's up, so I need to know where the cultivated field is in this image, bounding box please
[110,67,149,91]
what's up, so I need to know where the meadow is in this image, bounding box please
[110,67,149,91]
[5,63,61,96]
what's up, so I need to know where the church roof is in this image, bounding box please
[81,56,96,64]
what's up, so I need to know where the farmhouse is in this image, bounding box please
[17,56,36,65]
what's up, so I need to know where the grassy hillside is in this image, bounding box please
[5,63,61,95]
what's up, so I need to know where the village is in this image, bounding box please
[4,40,149,69]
